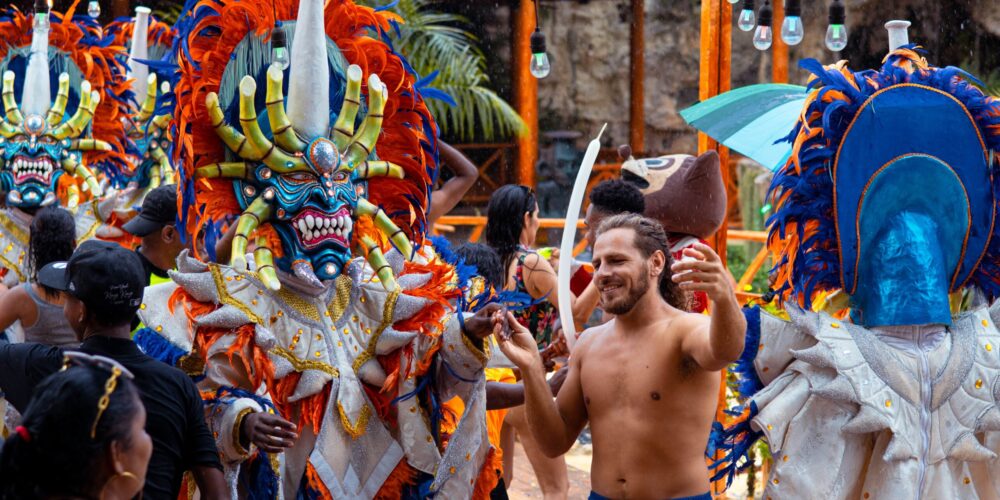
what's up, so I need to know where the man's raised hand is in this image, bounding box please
[669,242,735,304]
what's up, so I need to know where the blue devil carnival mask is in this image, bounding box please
[123,74,174,196]
[0,72,109,210]
[202,62,413,291]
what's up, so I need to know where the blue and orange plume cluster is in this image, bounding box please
[170,0,439,257]
[766,46,1000,310]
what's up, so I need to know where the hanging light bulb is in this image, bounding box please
[88,1,101,18]
[753,1,773,51]
[737,0,756,32]
[271,26,290,71]
[727,0,740,4]
[825,0,848,51]
[529,28,551,79]
[32,0,49,31]
[780,0,804,45]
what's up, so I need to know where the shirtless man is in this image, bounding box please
[498,213,745,500]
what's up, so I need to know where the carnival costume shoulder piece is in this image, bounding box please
[712,45,1000,499]
[0,4,130,286]
[137,0,497,497]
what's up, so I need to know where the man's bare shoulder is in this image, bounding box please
[574,322,614,358]
[672,310,710,329]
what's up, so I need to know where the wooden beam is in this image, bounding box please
[699,3,733,494]
[629,0,645,154]
[772,0,789,83]
[514,0,539,188]
[698,0,731,263]
[113,0,129,18]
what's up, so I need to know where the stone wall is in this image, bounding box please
[463,0,1000,155]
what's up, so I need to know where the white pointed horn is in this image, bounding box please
[286,0,329,140]
[128,7,152,103]
[885,20,911,53]
[21,14,51,116]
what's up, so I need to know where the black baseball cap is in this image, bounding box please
[38,240,146,323]
[123,184,178,237]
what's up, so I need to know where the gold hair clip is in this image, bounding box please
[60,352,135,439]
[91,366,122,439]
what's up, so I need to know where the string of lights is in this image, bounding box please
[731,0,849,52]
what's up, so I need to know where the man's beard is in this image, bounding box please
[601,265,651,315]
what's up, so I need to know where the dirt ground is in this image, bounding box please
[506,438,593,499]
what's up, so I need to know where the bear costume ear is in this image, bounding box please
[643,150,727,240]
[679,150,727,239]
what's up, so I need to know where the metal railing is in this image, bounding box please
[433,215,770,301]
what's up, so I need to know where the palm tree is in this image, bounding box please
[359,0,526,141]
[153,0,524,141]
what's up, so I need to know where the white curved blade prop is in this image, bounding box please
[558,123,606,353]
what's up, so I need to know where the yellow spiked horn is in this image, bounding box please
[331,64,363,150]
[356,160,404,180]
[265,64,306,152]
[61,155,102,196]
[237,76,306,173]
[254,240,281,291]
[195,162,254,179]
[358,235,397,291]
[2,71,23,126]
[45,73,71,127]
[230,194,273,271]
[343,75,388,170]
[52,86,98,140]
[68,139,113,151]
[356,198,413,259]
[136,73,158,123]
[206,92,260,160]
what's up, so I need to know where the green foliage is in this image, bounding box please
[359,0,526,141]
[961,56,1000,97]
[152,3,183,25]
[727,243,771,295]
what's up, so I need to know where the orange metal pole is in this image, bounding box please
[772,0,789,83]
[514,0,539,188]
[630,0,645,154]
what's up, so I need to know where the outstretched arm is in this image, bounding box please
[498,312,588,457]
[427,141,478,225]
[672,243,746,371]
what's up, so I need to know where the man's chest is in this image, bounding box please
[579,341,686,413]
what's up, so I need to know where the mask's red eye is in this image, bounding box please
[38,135,55,144]
[284,172,317,184]
[333,171,349,182]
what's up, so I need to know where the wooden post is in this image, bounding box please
[772,0,789,83]
[699,3,733,495]
[113,0,129,18]
[514,0,539,188]
[698,0,731,263]
[629,0,645,154]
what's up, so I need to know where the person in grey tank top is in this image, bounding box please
[0,207,77,347]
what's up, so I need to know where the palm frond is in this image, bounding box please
[359,0,526,141]
[152,3,184,25]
